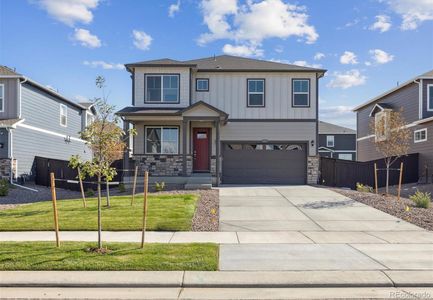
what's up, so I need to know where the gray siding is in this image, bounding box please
[357,83,419,138]
[0,78,19,119]
[0,128,9,158]
[422,79,433,119]
[13,125,90,178]
[319,134,356,151]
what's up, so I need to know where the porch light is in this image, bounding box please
[311,140,315,147]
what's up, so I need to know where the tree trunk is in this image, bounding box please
[386,165,390,195]
[106,179,110,207]
[97,175,102,249]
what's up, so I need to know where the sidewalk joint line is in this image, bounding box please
[346,243,390,270]
[235,232,240,244]
[379,270,397,287]
[362,231,391,244]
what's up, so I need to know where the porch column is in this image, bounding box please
[122,120,130,178]
[215,119,220,186]
[182,119,188,176]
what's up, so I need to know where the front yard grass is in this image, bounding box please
[0,242,218,271]
[0,194,198,231]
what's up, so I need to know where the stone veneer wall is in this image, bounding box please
[307,156,319,184]
[133,155,192,176]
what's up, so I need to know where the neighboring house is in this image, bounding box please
[0,66,95,181]
[318,121,356,160]
[117,55,326,186]
[354,69,433,180]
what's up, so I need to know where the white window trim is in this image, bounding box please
[414,128,427,143]
[338,153,353,160]
[326,135,335,147]
[292,79,310,107]
[145,74,179,103]
[85,111,94,127]
[59,104,67,127]
[145,126,179,154]
[196,79,209,91]
[427,84,433,112]
[247,79,265,107]
[0,83,4,113]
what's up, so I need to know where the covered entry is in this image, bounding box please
[222,142,307,184]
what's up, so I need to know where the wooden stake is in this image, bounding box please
[398,162,404,201]
[50,172,60,247]
[77,167,86,208]
[131,166,138,206]
[141,171,149,248]
[374,163,378,194]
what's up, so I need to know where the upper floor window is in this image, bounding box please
[145,74,179,103]
[375,111,389,142]
[0,84,4,112]
[414,128,427,143]
[145,126,179,154]
[428,84,433,111]
[326,135,335,147]
[292,79,310,107]
[60,104,67,127]
[247,79,265,107]
[196,78,209,92]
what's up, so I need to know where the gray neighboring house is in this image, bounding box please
[117,55,326,186]
[318,121,356,160]
[354,69,433,180]
[0,66,95,181]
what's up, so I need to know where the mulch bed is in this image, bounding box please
[330,188,433,231]
[192,190,219,232]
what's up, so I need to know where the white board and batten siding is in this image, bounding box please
[192,72,317,119]
[134,67,190,108]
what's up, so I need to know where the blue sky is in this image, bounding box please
[1,0,432,128]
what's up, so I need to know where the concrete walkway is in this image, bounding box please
[217,185,433,271]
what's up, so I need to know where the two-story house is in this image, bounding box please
[318,121,356,160]
[354,69,433,181]
[117,55,325,186]
[0,66,94,182]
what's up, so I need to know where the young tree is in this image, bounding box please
[370,109,411,194]
[70,76,135,249]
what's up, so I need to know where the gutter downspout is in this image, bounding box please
[413,78,422,120]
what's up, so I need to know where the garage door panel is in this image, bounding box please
[222,143,307,184]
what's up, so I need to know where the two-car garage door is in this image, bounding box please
[222,142,307,184]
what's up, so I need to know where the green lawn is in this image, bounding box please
[0,242,218,271]
[0,194,198,231]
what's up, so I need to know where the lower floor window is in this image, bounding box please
[414,128,427,143]
[338,153,352,160]
[145,127,179,154]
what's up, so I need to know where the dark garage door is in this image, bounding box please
[222,143,307,184]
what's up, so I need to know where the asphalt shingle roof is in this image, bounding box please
[0,66,21,76]
[319,121,356,134]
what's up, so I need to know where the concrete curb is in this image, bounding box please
[1,271,432,288]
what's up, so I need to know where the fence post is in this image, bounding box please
[141,171,149,248]
[78,167,86,208]
[131,166,138,206]
[374,163,378,194]
[50,172,60,248]
[398,162,404,201]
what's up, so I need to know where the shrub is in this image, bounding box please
[155,181,165,192]
[0,179,9,196]
[118,183,126,193]
[356,182,373,193]
[409,190,431,209]
[85,188,95,197]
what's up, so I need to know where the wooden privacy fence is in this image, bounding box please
[35,156,123,191]
[319,153,419,189]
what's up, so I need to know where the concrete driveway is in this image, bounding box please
[218,185,433,271]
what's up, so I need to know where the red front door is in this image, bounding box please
[193,128,210,172]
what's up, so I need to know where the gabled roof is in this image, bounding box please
[369,103,393,117]
[179,101,228,118]
[125,55,326,74]
[319,121,356,134]
[353,69,433,111]
[0,66,21,76]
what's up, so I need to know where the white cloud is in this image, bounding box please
[222,44,264,57]
[339,51,358,65]
[314,52,325,60]
[292,60,322,68]
[36,0,100,26]
[327,69,366,89]
[385,0,433,30]
[198,0,318,55]
[369,49,394,64]
[168,0,181,17]
[83,60,125,70]
[73,28,101,48]
[132,30,152,51]
[344,18,360,27]
[369,15,392,32]
[320,105,356,129]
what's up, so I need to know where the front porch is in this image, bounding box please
[118,101,228,187]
